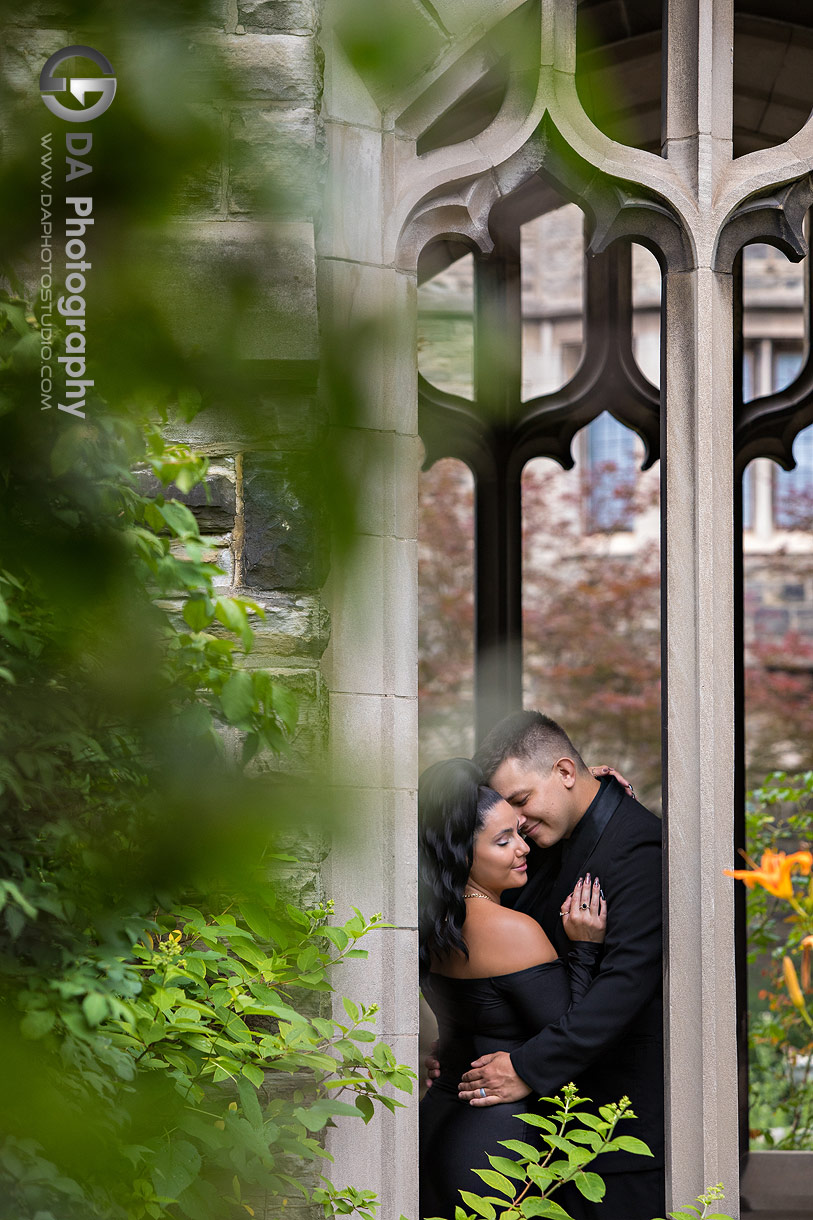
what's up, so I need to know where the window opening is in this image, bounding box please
[521,205,585,399]
[576,1,662,154]
[741,233,813,1154]
[418,252,475,400]
[733,9,813,158]
[584,413,638,533]
[418,458,475,769]
[522,437,661,811]
[631,243,661,387]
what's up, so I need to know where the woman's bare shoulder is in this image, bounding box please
[462,902,557,977]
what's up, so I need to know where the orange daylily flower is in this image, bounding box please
[784,955,806,1010]
[724,849,813,900]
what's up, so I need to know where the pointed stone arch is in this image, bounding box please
[320,4,813,1215]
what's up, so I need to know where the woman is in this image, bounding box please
[419,757,606,1220]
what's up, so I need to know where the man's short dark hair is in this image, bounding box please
[474,710,589,782]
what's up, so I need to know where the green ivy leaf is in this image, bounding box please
[82,992,108,1027]
[520,1199,573,1218]
[183,594,215,630]
[459,1193,496,1220]
[240,903,272,939]
[515,1113,556,1131]
[486,1155,526,1181]
[604,1135,653,1157]
[151,1139,201,1199]
[241,1063,265,1087]
[498,1139,541,1163]
[220,670,255,724]
[471,1169,515,1198]
[342,996,360,1023]
[156,500,199,538]
[573,1171,605,1201]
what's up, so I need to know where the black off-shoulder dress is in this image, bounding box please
[419,944,601,1220]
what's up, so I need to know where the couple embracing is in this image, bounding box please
[418,711,664,1220]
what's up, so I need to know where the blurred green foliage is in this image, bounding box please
[0,3,412,1218]
[0,296,413,1219]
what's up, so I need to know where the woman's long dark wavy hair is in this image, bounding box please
[418,757,502,978]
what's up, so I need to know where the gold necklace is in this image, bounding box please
[463,889,493,902]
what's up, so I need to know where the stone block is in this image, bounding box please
[236,0,318,33]
[324,531,416,698]
[248,666,329,768]
[384,537,418,698]
[242,451,330,591]
[324,787,416,929]
[427,0,518,37]
[241,592,330,660]
[1,27,72,102]
[330,0,448,108]
[322,34,383,128]
[318,261,418,434]
[169,393,322,454]
[326,1038,418,1220]
[329,692,417,789]
[169,536,235,586]
[150,220,318,362]
[228,106,322,217]
[217,33,319,103]
[324,533,385,694]
[135,462,237,532]
[173,105,225,217]
[267,858,324,910]
[323,120,384,264]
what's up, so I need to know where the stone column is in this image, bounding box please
[319,32,422,1220]
[661,0,740,1210]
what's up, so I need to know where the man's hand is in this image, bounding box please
[424,1039,441,1089]
[458,1051,532,1106]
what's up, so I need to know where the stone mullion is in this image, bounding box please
[661,265,740,1214]
[472,244,524,742]
[662,0,733,205]
[660,1,740,1212]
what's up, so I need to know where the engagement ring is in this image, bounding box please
[479,1087,486,1098]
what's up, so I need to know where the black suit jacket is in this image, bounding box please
[508,777,664,1172]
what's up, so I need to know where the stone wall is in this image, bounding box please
[5,8,335,1216]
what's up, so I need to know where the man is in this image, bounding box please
[458,711,664,1220]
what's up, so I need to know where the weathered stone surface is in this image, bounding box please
[174,105,225,217]
[1,26,73,101]
[242,452,329,592]
[167,394,322,454]
[217,33,319,103]
[150,220,318,361]
[228,106,322,216]
[236,0,318,33]
[240,592,330,659]
[169,537,235,585]
[252,667,329,767]
[136,465,236,532]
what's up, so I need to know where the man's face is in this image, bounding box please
[488,756,578,848]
